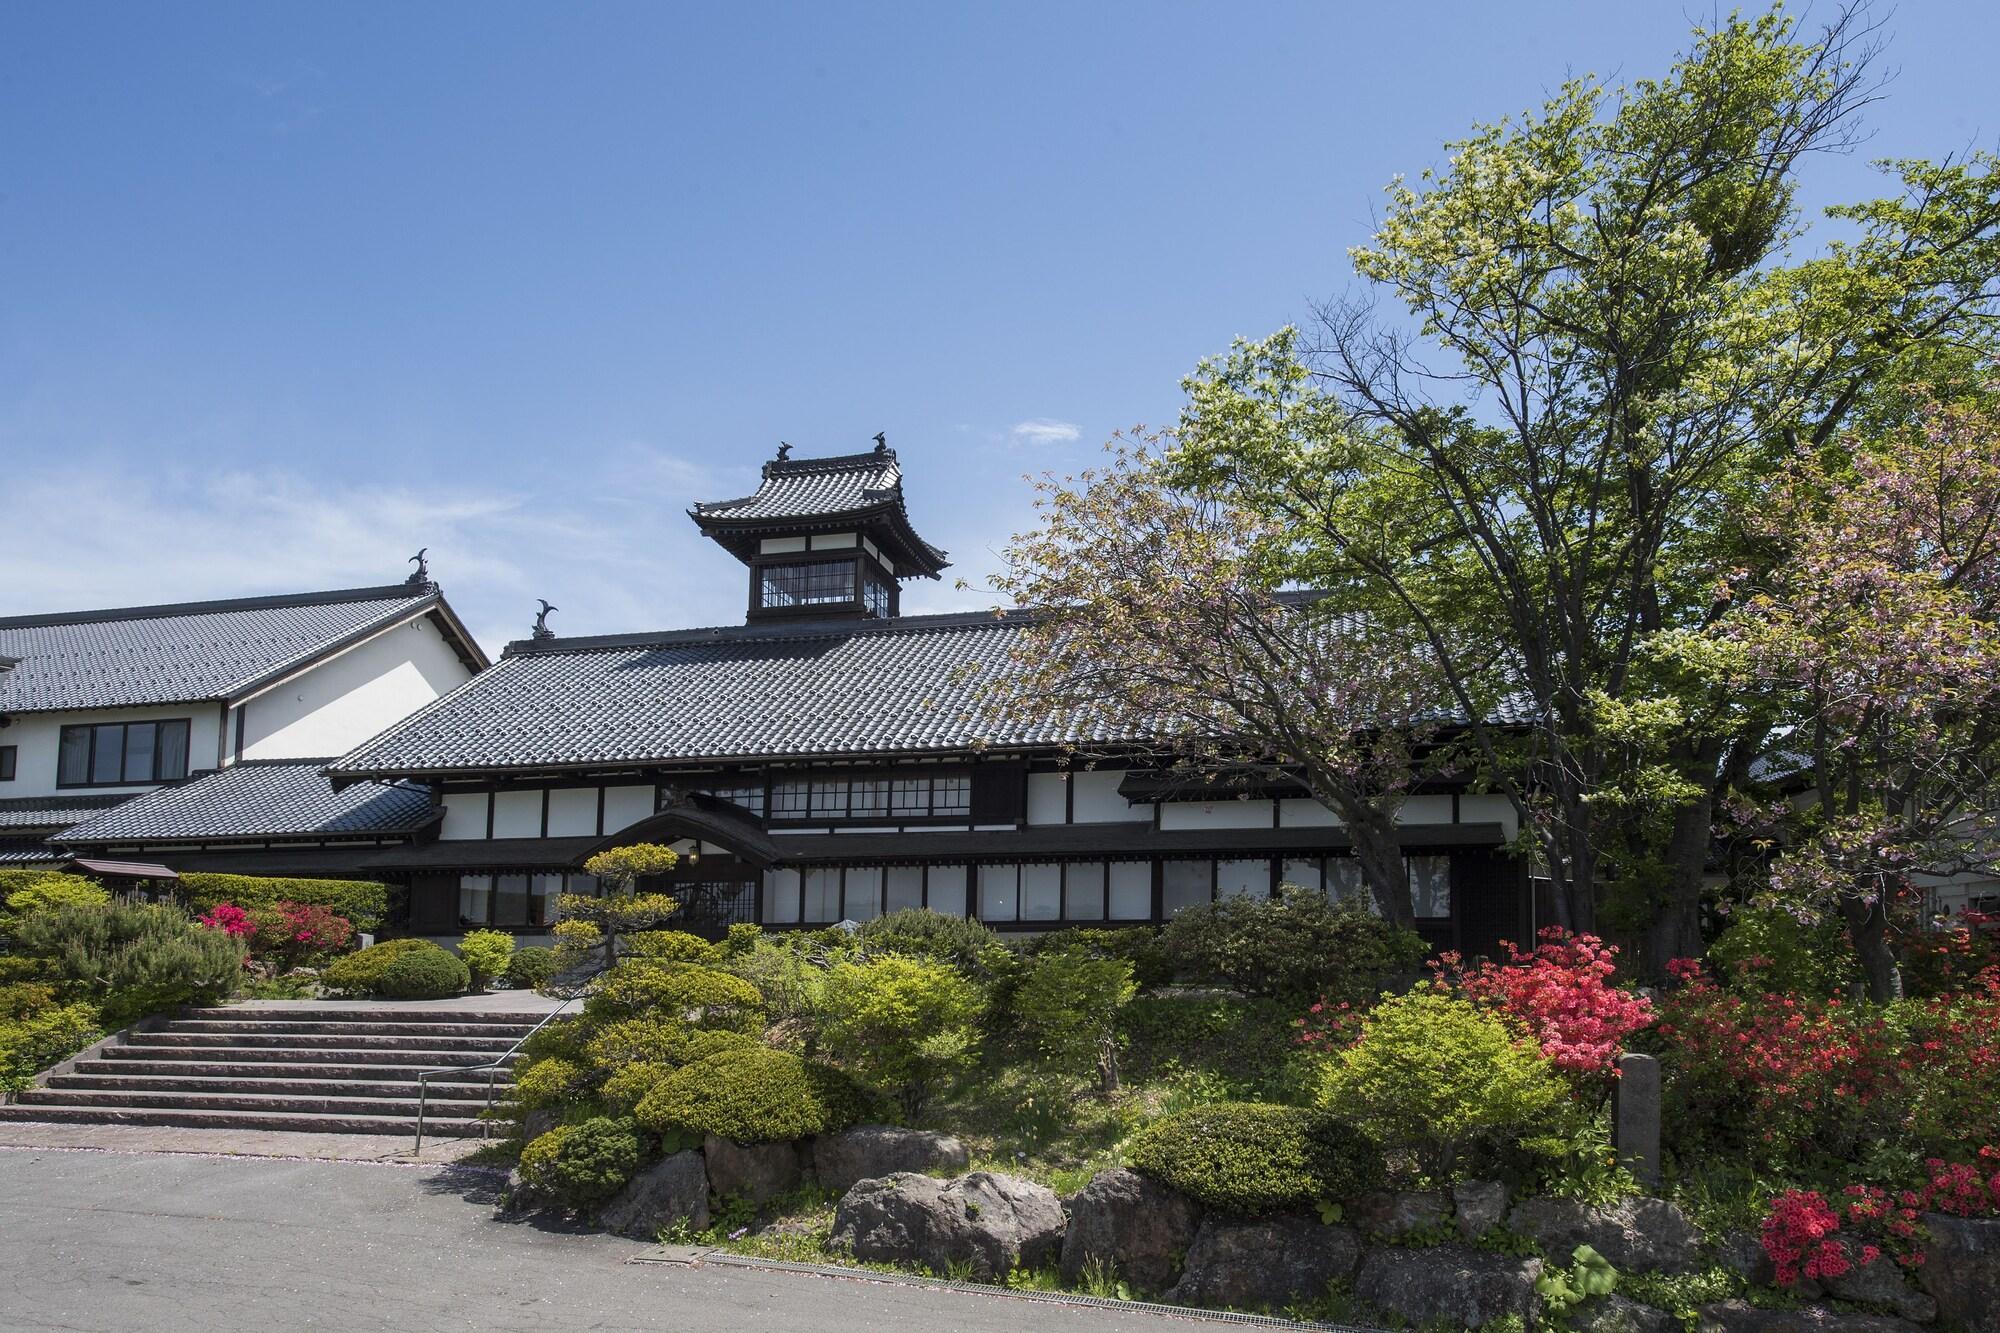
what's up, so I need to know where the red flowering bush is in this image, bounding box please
[243,901,355,971]
[198,903,254,938]
[1431,928,1654,1079]
[1759,1153,2000,1285]
[1901,911,2000,998]
[1762,1189,1851,1285]
[1654,960,2000,1174]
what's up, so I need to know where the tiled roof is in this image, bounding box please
[0,584,473,714]
[54,760,440,845]
[690,446,949,576]
[0,794,136,831]
[332,610,1099,778]
[0,839,61,865]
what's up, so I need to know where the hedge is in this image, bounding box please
[178,874,390,932]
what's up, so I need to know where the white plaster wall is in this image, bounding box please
[1278,798,1343,828]
[1072,770,1147,824]
[0,705,226,799]
[1456,793,1520,840]
[440,792,490,840]
[491,789,542,838]
[1397,794,1456,825]
[1026,772,1069,826]
[601,785,655,833]
[239,616,472,761]
[1160,799,1276,830]
[546,787,598,838]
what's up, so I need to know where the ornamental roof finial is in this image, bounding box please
[532,599,558,640]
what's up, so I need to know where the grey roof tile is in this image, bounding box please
[690,447,949,575]
[0,585,453,714]
[54,760,438,844]
[0,794,137,831]
[0,839,61,865]
[332,610,1096,776]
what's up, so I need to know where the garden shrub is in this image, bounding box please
[179,873,389,932]
[1432,928,1653,1079]
[583,1015,694,1070]
[1120,993,1309,1100]
[3,873,109,917]
[0,981,58,1021]
[1707,907,1858,998]
[512,1056,589,1111]
[683,1028,759,1062]
[1317,984,1565,1180]
[320,938,437,996]
[635,1046,826,1144]
[585,960,765,1030]
[721,935,833,1028]
[805,1060,896,1131]
[721,922,761,958]
[820,955,983,1116]
[1898,910,2000,999]
[1014,946,1136,1091]
[1159,888,1428,1003]
[1019,926,1173,990]
[626,930,720,965]
[858,909,1011,981]
[1125,1101,1383,1213]
[0,1002,102,1092]
[11,901,247,1026]
[505,946,560,991]
[600,1061,674,1116]
[518,1117,643,1210]
[457,929,516,989]
[376,946,469,999]
[251,902,354,971]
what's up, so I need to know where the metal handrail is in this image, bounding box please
[412,984,589,1156]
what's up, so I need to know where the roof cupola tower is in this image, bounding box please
[689,436,950,623]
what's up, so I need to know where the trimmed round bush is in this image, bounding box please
[635,1046,825,1144]
[586,960,765,1029]
[1158,888,1429,1003]
[321,938,436,996]
[600,1061,675,1116]
[376,946,470,1000]
[1125,1101,1384,1213]
[583,1016,693,1071]
[627,930,721,965]
[505,946,560,991]
[518,1117,643,1210]
[682,1028,759,1063]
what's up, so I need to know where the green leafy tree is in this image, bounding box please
[820,955,983,1117]
[1164,7,2000,970]
[569,843,682,970]
[1014,946,1136,1093]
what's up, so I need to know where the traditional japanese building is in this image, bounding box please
[313,440,1532,953]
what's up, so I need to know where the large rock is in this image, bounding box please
[1822,1251,1935,1324]
[1716,1230,1776,1287]
[598,1151,709,1238]
[1509,1195,1703,1273]
[1354,1244,1542,1328]
[1453,1179,1511,1239]
[1058,1167,1202,1293]
[1696,1300,1927,1333]
[1166,1214,1360,1310]
[1919,1213,2000,1333]
[830,1171,1064,1280]
[1352,1189,1450,1240]
[1573,1294,1679,1333]
[812,1125,969,1194]
[703,1135,801,1208]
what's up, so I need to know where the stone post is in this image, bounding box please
[1612,1052,1661,1190]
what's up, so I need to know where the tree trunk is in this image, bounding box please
[1641,794,1714,981]
[1350,809,1416,930]
[1841,891,1904,1003]
[1096,1034,1121,1096]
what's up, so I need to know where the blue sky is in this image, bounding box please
[3,2,1994,653]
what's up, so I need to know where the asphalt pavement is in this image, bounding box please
[0,1146,1250,1332]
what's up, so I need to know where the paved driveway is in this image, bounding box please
[0,1147,1246,1332]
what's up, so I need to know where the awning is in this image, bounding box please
[63,858,179,880]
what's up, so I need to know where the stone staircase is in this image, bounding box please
[0,1006,548,1137]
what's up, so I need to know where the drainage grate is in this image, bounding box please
[679,1250,1389,1331]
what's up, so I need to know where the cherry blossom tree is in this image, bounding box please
[987,437,1456,927]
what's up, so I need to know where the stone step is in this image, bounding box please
[162,1019,539,1040]
[179,1006,551,1026]
[13,1087,511,1119]
[47,1072,507,1101]
[0,1103,498,1137]
[99,1044,516,1068]
[68,1057,509,1083]
[125,1031,521,1053]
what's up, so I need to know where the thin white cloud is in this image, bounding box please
[0,449,741,658]
[1009,418,1081,446]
